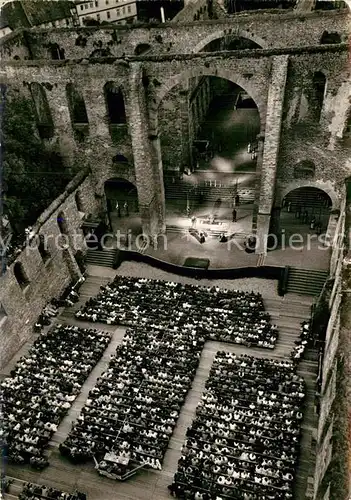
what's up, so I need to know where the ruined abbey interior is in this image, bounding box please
[0,1,350,500]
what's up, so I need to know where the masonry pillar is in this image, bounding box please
[46,83,76,169]
[256,55,289,254]
[82,78,111,196]
[127,62,165,238]
[179,81,192,169]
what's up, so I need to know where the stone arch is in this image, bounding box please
[149,67,265,136]
[278,181,338,209]
[104,177,138,215]
[29,82,54,139]
[13,262,30,289]
[191,29,268,53]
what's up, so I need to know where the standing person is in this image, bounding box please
[116,201,121,218]
[310,216,316,230]
[235,194,240,207]
[295,204,301,219]
[302,210,308,224]
[232,208,237,223]
[124,201,129,216]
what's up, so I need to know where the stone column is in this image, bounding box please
[82,76,112,196]
[127,62,165,239]
[256,55,289,254]
[179,81,192,169]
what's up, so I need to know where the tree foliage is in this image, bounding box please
[2,90,71,234]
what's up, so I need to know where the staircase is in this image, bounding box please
[86,249,117,268]
[287,267,329,296]
[164,181,255,206]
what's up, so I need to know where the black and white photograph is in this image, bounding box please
[0,0,350,499]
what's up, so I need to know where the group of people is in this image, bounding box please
[169,353,305,499]
[1,325,111,466]
[115,200,129,218]
[291,321,312,364]
[75,277,278,349]
[18,482,86,500]
[60,324,205,469]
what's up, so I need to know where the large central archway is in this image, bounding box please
[104,178,141,246]
[152,69,263,245]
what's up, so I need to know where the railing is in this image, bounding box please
[116,249,284,281]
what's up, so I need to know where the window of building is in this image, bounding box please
[38,234,51,262]
[90,2,93,7]
[95,0,99,5]
[122,6,125,13]
[0,302,7,324]
[104,82,127,124]
[80,4,84,10]
[85,3,88,8]
[116,8,120,15]
[14,262,30,290]
[106,0,109,4]
[127,5,131,13]
[97,13,100,20]
[57,211,69,235]
[66,19,70,26]
[75,190,84,212]
[107,10,111,18]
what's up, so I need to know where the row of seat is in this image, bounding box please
[170,353,305,499]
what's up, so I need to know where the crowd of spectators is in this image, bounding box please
[60,324,205,469]
[75,277,278,349]
[169,353,305,499]
[18,482,86,500]
[1,325,111,467]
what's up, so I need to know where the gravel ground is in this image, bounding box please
[87,262,279,297]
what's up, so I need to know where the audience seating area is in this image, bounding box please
[1,325,111,467]
[169,353,305,500]
[60,324,205,470]
[18,481,86,500]
[75,277,278,349]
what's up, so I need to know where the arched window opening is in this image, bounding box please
[66,84,89,124]
[134,43,152,56]
[49,43,65,60]
[320,31,342,44]
[14,262,30,289]
[293,160,316,180]
[57,211,69,235]
[104,83,126,124]
[0,302,7,323]
[38,234,51,262]
[112,154,129,164]
[75,190,84,213]
[66,84,89,142]
[30,83,54,139]
[311,72,326,123]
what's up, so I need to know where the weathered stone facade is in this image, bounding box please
[0,6,351,495]
[0,171,99,368]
